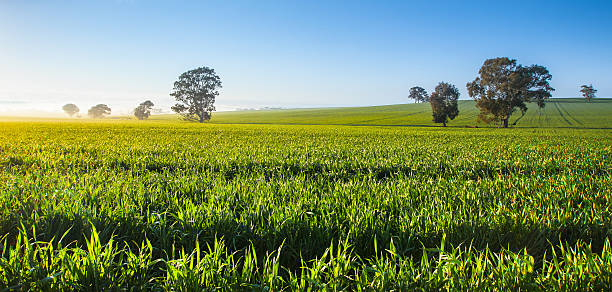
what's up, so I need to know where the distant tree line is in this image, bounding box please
[409,57,562,128]
[61,101,156,120]
[60,59,597,125]
[165,63,595,125]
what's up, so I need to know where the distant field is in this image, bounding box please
[2,98,609,129]
[194,98,611,128]
[1,121,611,289]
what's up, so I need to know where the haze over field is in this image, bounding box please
[1,0,611,116]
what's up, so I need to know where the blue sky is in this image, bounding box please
[1,0,611,115]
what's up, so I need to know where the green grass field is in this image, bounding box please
[200,98,611,128]
[1,115,611,290]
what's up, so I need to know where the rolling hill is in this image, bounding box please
[2,98,609,129]
[199,98,611,128]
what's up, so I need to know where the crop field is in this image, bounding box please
[205,99,612,128]
[0,121,611,290]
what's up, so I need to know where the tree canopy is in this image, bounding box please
[430,82,459,127]
[88,104,111,119]
[170,67,222,123]
[62,104,79,117]
[134,100,155,120]
[409,86,429,103]
[467,57,554,128]
[580,85,597,102]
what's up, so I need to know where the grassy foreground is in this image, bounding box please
[0,121,611,290]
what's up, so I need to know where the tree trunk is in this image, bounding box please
[502,110,512,128]
[443,121,446,127]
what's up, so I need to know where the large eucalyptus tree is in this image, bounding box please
[467,57,554,128]
[170,66,222,123]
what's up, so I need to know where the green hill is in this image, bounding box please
[5,98,607,128]
[194,98,611,128]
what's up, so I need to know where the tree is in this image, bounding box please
[170,66,222,123]
[408,86,429,103]
[62,104,79,117]
[580,84,597,102]
[467,57,554,128]
[430,82,459,127]
[134,100,154,120]
[88,104,111,118]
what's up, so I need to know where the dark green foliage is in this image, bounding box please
[87,104,111,119]
[409,86,429,103]
[467,57,554,128]
[134,100,154,120]
[62,104,79,117]
[171,66,222,123]
[430,82,459,126]
[580,84,597,102]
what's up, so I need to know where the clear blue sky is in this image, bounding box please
[1,0,611,115]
